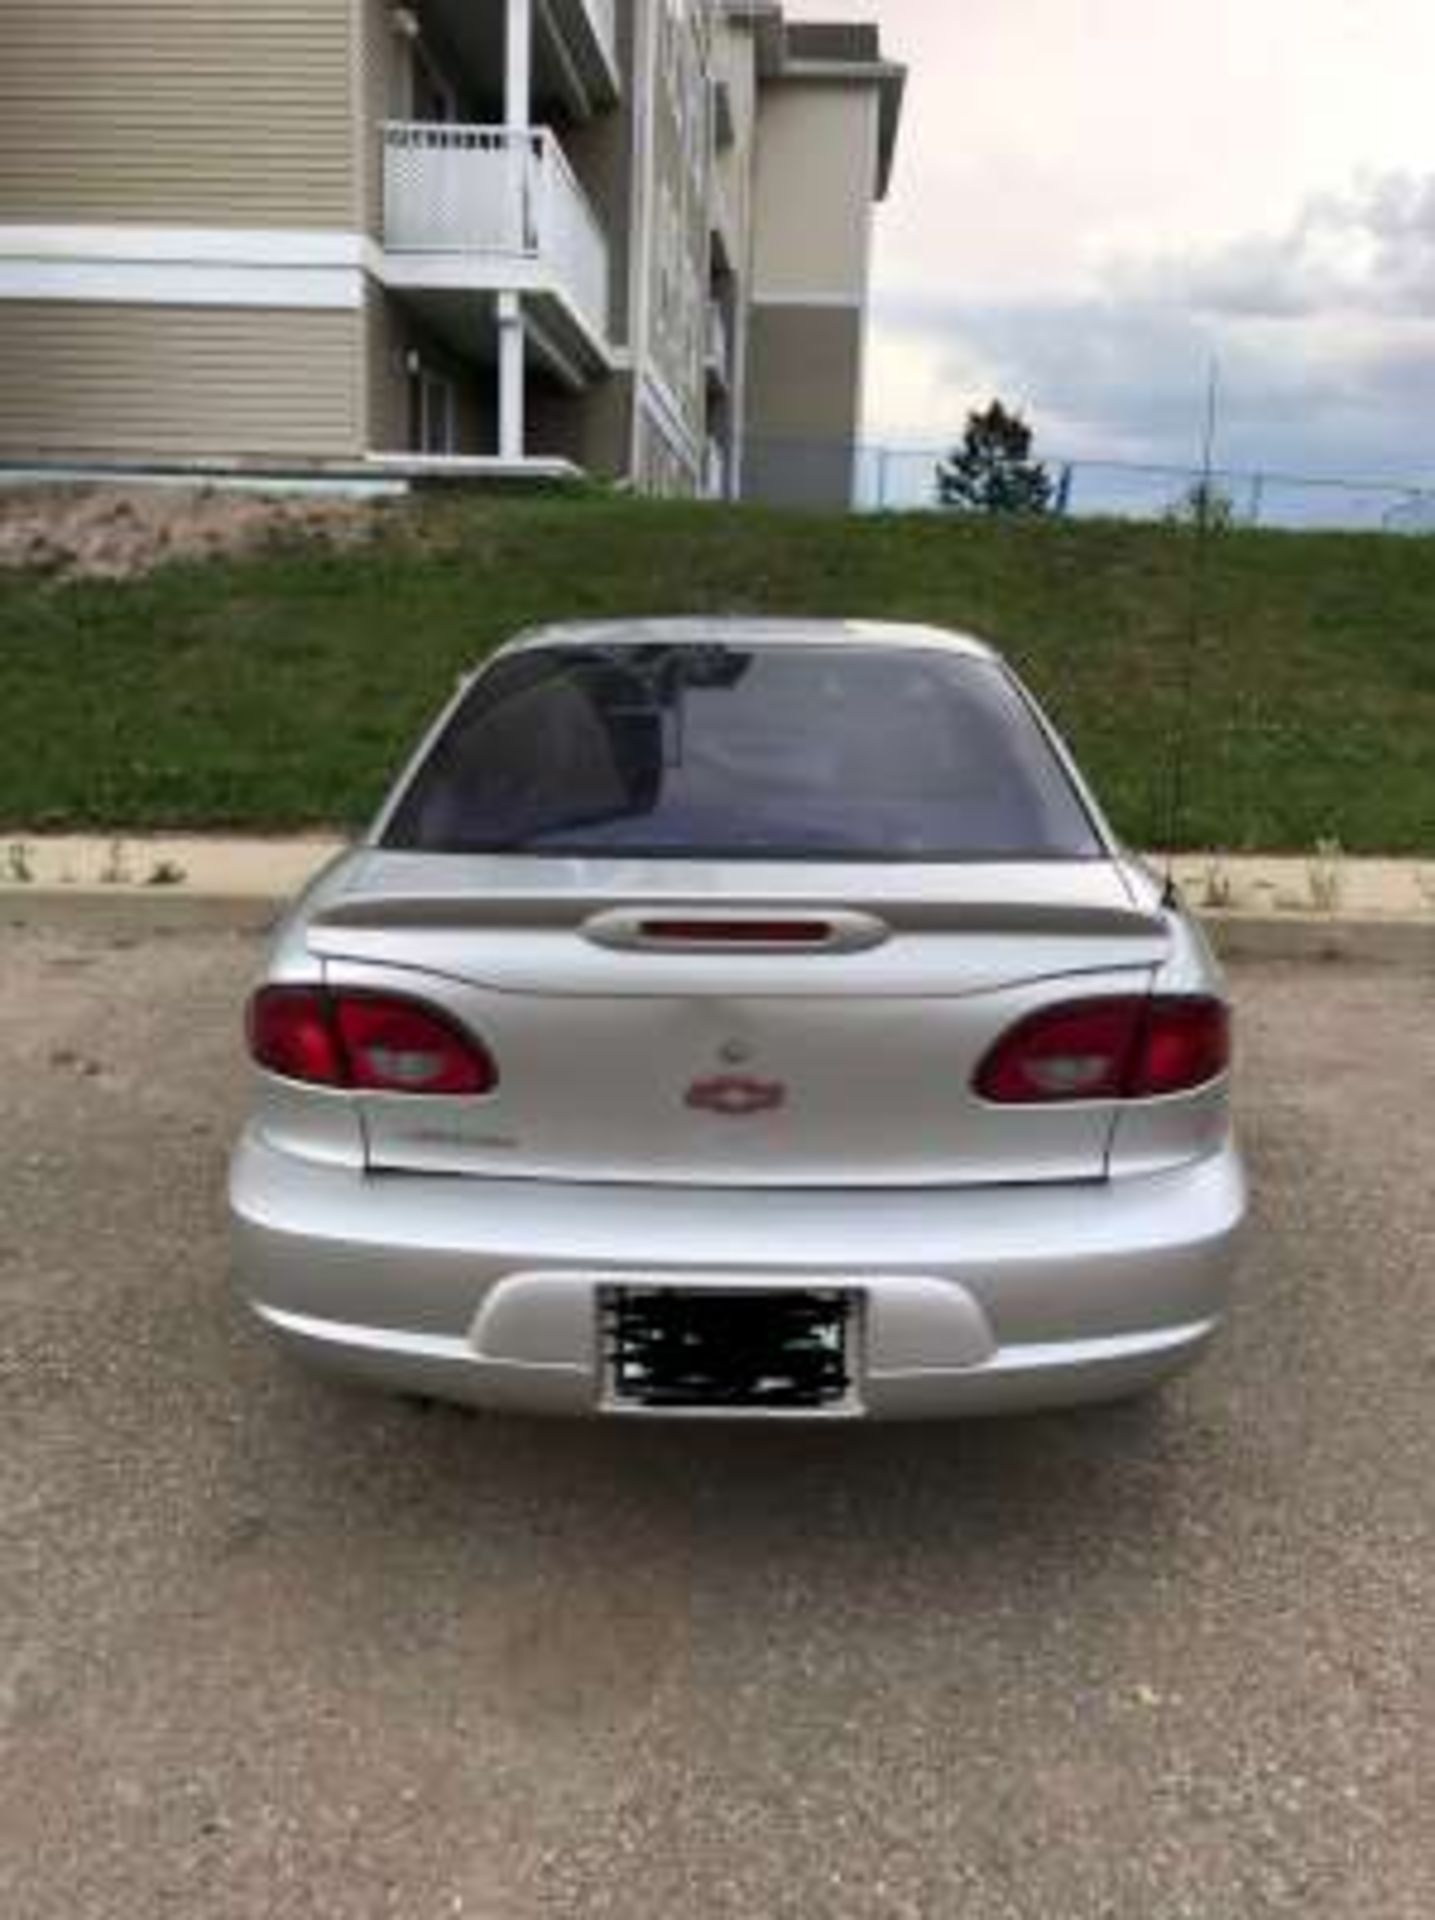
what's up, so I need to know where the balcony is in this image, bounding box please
[422,0,620,116]
[381,123,611,357]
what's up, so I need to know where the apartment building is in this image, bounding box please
[0,1,903,506]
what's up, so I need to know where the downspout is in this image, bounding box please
[627,0,659,485]
[497,0,533,460]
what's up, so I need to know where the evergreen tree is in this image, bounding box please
[936,402,1053,515]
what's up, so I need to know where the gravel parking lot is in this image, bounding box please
[2,928,1431,1919]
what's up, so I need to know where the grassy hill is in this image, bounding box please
[2,491,1433,851]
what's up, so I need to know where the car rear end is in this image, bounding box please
[230,623,1245,1418]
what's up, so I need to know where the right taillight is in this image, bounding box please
[975,994,1230,1104]
[1131,995,1231,1097]
[247,986,498,1096]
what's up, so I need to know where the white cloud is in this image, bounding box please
[781,1,1435,486]
[1113,175,1435,319]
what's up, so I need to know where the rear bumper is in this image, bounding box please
[229,1133,1246,1420]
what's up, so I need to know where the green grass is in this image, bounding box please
[2,493,1433,850]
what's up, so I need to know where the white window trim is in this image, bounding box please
[0,260,365,310]
[0,227,385,311]
[748,292,865,310]
[0,225,374,267]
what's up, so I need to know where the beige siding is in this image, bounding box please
[530,374,632,478]
[366,286,407,451]
[0,0,358,229]
[752,84,880,301]
[0,303,365,460]
[366,288,409,453]
[359,0,404,240]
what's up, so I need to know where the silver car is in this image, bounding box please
[230,619,1245,1419]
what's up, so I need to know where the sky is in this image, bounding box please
[784,0,1435,508]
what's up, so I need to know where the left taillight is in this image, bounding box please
[247,987,498,1096]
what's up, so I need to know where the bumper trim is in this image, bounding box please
[255,1303,475,1363]
[979,1316,1219,1375]
[250,1299,1220,1417]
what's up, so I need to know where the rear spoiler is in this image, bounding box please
[308,892,1170,944]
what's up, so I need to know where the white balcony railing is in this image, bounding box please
[383,123,610,347]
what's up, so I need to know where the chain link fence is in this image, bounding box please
[744,438,1435,531]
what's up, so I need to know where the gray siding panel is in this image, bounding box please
[530,372,631,478]
[742,302,862,508]
[0,1,357,228]
[0,303,365,459]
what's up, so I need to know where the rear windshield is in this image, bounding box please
[382,643,1103,862]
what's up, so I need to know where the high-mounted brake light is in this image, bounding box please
[248,987,497,1095]
[638,918,835,946]
[975,995,1229,1104]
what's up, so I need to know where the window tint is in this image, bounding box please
[383,644,1102,861]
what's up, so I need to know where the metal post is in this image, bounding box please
[500,0,530,464]
[498,291,525,461]
[505,0,532,129]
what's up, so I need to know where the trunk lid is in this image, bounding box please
[309,852,1168,1189]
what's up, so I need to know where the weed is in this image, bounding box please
[1199,858,1235,911]
[99,839,132,886]
[1306,838,1345,914]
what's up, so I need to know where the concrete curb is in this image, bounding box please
[1205,913,1434,967]
[2,890,281,936]
[3,887,1432,966]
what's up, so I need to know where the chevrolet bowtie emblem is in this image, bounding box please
[684,1074,787,1117]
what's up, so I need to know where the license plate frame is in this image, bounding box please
[600,1285,862,1414]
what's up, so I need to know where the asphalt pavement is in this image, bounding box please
[1,929,1431,1919]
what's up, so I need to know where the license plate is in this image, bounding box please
[601,1287,859,1412]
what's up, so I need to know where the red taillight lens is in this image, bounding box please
[335,995,497,1096]
[638,919,835,946]
[976,997,1145,1103]
[1133,996,1230,1096]
[248,986,345,1086]
[976,995,1230,1104]
[247,987,497,1095]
